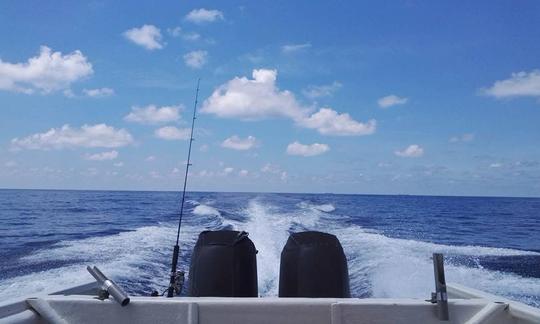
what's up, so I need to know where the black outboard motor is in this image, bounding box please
[279,231,350,298]
[188,230,258,297]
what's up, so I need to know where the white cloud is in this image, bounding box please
[449,133,475,143]
[81,167,99,177]
[84,150,118,161]
[185,8,224,24]
[183,50,208,69]
[300,108,376,136]
[286,141,329,157]
[0,46,93,94]
[223,167,234,174]
[201,69,375,136]
[182,32,201,41]
[302,81,342,99]
[239,169,249,177]
[281,43,311,54]
[395,144,424,158]
[4,161,17,168]
[167,27,201,41]
[199,144,209,152]
[11,124,133,150]
[490,162,503,168]
[123,25,164,50]
[201,69,306,120]
[83,87,114,98]
[63,89,75,98]
[377,95,408,108]
[221,135,257,150]
[260,163,287,181]
[124,104,181,124]
[145,156,156,162]
[198,169,214,177]
[114,162,124,167]
[482,70,540,99]
[154,126,190,140]
[261,163,274,173]
[167,26,182,37]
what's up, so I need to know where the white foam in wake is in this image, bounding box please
[298,201,336,213]
[1,222,200,301]
[335,225,540,302]
[193,204,221,217]
[230,199,540,307]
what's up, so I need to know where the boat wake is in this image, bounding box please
[1,198,539,308]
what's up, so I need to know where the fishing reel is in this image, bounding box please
[170,270,185,296]
[152,270,185,297]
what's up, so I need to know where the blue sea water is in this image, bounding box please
[1,189,539,307]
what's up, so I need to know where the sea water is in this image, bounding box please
[0,189,539,307]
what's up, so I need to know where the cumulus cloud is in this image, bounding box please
[221,135,257,150]
[482,70,540,99]
[123,25,164,50]
[154,126,190,140]
[167,26,200,41]
[0,46,93,94]
[185,8,224,24]
[201,69,375,136]
[201,69,306,120]
[449,133,475,143]
[302,81,342,99]
[281,43,311,54]
[299,108,376,136]
[84,150,118,161]
[183,50,208,69]
[377,95,408,108]
[83,87,114,98]
[11,124,133,150]
[395,144,424,158]
[286,141,329,157]
[239,169,249,176]
[260,163,287,181]
[124,104,181,124]
[223,167,234,174]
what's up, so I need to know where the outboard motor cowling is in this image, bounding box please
[279,231,350,298]
[188,230,258,297]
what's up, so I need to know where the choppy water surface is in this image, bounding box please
[1,190,539,307]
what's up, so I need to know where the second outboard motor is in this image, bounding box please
[188,230,258,297]
[279,231,350,298]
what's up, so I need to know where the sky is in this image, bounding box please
[1,1,540,197]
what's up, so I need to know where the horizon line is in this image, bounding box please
[0,187,538,199]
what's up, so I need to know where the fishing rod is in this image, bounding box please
[167,79,200,298]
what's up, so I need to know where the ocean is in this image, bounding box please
[0,189,539,307]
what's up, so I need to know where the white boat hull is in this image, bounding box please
[1,282,539,324]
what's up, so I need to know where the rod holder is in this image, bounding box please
[87,266,130,306]
[432,253,449,321]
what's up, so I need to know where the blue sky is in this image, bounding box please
[1,1,540,196]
